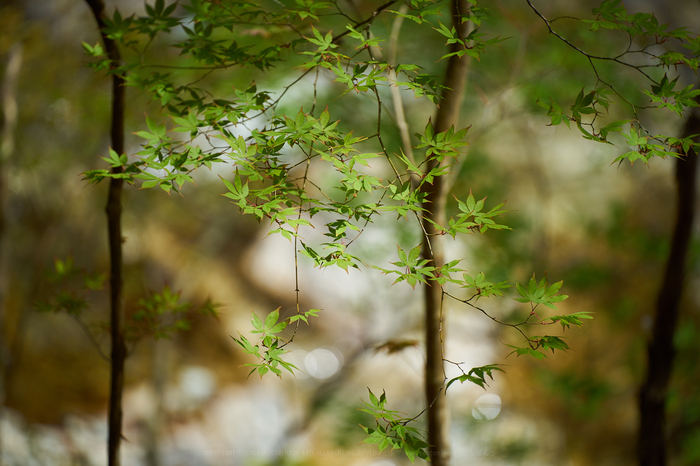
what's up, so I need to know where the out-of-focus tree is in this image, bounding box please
[0,2,24,458]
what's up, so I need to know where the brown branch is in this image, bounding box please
[84,1,126,465]
[525,0,656,84]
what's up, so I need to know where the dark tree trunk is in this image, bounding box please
[84,1,126,465]
[0,33,23,465]
[638,111,699,466]
[420,1,471,464]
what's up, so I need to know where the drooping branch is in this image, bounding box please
[524,0,657,83]
[84,1,126,465]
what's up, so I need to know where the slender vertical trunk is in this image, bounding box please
[84,2,126,465]
[0,38,23,463]
[421,1,471,463]
[638,111,699,466]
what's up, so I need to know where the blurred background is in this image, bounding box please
[0,0,699,465]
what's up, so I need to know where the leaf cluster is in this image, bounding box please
[440,191,511,237]
[359,389,429,463]
[531,0,700,165]
[36,257,105,316]
[446,364,504,391]
[231,307,319,378]
[515,274,568,311]
[128,286,202,341]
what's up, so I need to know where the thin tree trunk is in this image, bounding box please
[638,111,699,466]
[421,1,470,463]
[84,1,126,465]
[0,39,23,463]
